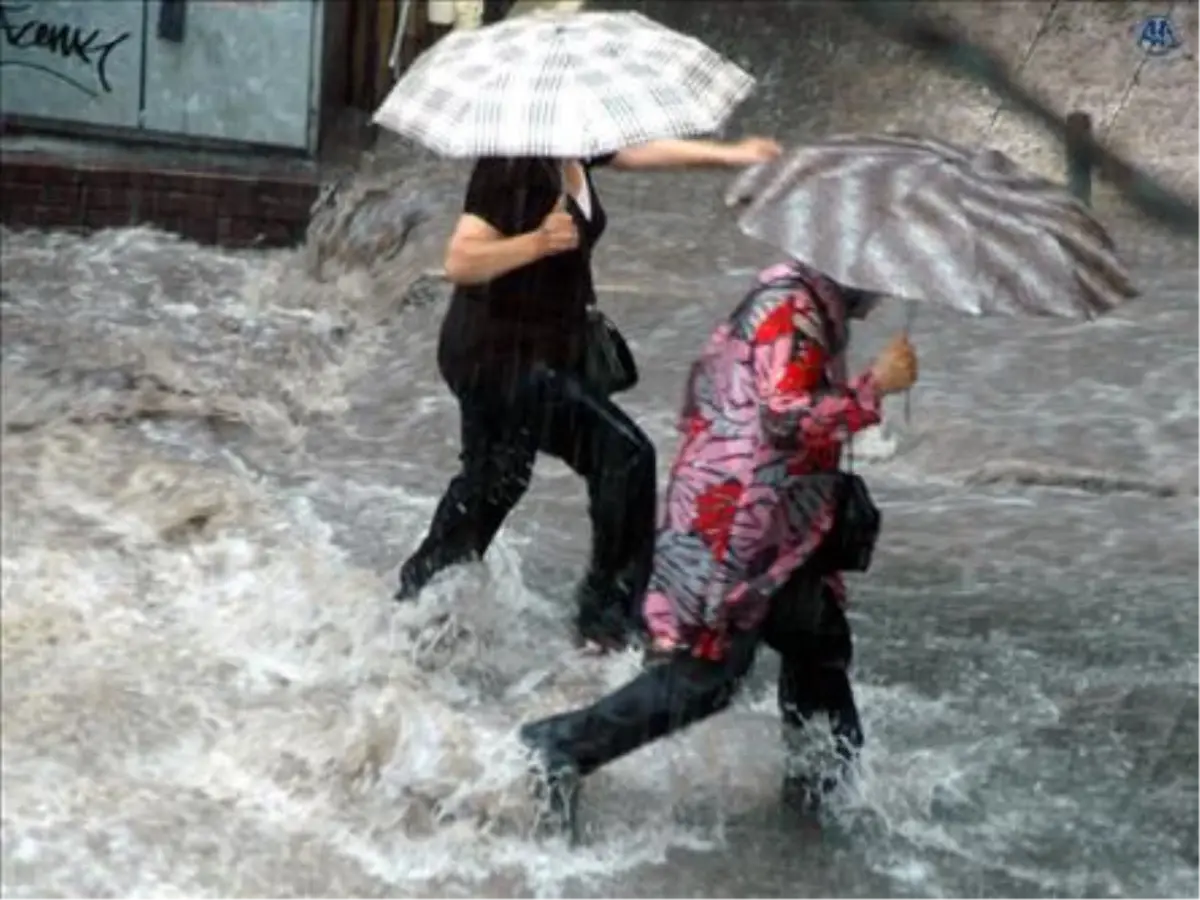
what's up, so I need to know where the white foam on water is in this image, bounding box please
[2,218,1195,899]
[0,225,813,897]
[0,417,736,897]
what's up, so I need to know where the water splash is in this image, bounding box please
[1,201,1195,897]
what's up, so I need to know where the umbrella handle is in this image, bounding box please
[902,300,918,427]
[558,160,570,208]
[389,0,414,75]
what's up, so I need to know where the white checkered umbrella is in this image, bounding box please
[725,133,1138,320]
[372,11,756,158]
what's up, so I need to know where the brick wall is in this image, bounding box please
[0,153,319,249]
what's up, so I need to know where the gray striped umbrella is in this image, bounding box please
[372,10,755,158]
[725,133,1138,320]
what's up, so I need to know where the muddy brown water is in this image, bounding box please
[2,5,1197,892]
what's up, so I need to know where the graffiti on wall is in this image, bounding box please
[0,2,132,98]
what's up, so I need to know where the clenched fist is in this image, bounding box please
[870,332,919,395]
[536,207,579,257]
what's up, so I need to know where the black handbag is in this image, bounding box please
[810,466,881,574]
[583,308,639,396]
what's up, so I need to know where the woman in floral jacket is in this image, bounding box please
[520,259,918,836]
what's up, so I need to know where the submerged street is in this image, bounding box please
[1,1,1197,896]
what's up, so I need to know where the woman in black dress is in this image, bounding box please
[395,138,781,650]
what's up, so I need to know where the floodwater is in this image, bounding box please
[1,145,1197,898]
[1,3,1197,888]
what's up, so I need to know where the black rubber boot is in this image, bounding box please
[520,726,582,845]
[521,634,755,779]
[394,556,435,602]
[781,771,824,816]
[782,759,854,817]
[394,547,472,602]
[572,572,638,651]
[779,710,862,817]
[393,524,484,602]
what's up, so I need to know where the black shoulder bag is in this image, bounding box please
[809,441,882,574]
[583,308,639,396]
[544,160,640,396]
[806,312,882,575]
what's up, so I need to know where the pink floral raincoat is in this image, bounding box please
[642,261,883,660]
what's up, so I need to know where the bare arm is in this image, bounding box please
[610,139,738,170]
[443,214,547,286]
[610,137,779,171]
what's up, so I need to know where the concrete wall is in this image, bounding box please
[0,0,330,153]
[0,1,146,130]
[140,0,322,151]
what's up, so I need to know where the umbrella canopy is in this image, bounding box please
[725,133,1139,320]
[372,10,755,158]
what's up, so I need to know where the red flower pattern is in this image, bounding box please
[692,628,726,661]
[671,414,711,481]
[692,479,744,560]
[786,438,839,476]
[685,413,710,440]
[775,342,826,394]
[753,301,794,344]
